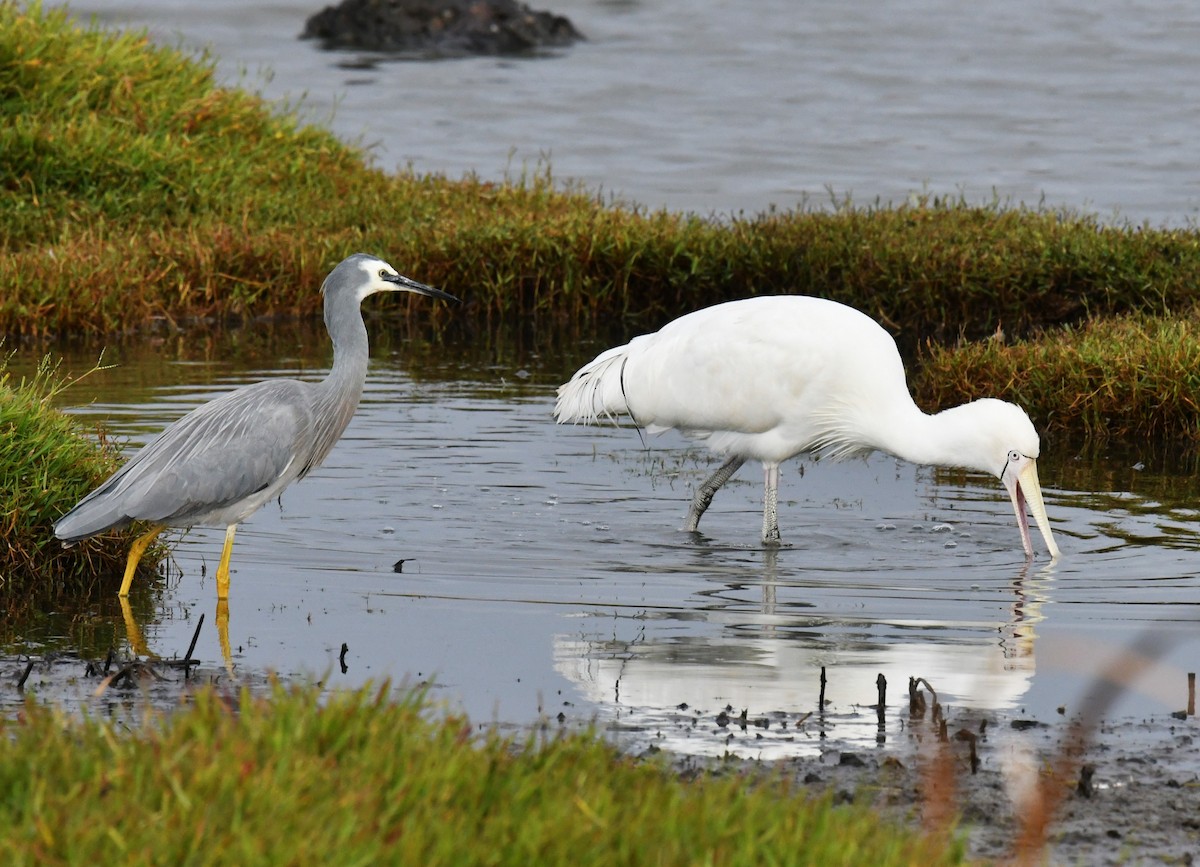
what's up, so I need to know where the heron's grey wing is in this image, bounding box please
[56,380,315,538]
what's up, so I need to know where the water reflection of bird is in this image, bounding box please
[55,253,458,600]
[555,295,1059,559]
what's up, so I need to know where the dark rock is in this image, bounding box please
[302,0,584,56]
[1010,719,1047,731]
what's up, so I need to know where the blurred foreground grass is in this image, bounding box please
[0,683,966,866]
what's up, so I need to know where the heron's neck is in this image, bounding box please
[310,294,370,463]
[324,295,370,394]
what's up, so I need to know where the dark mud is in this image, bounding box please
[1,651,275,727]
[648,700,1200,865]
[800,716,1198,864]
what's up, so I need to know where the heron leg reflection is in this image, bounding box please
[118,524,165,597]
[118,595,154,658]
[216,598,233,672]
[215,524,237,600]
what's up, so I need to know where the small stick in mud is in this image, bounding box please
[183,613,205,663]
[156,614,206,672]
[819,665,826,708]
[909,676,939,719]
[94,663,136,695]
[1189,671,1195,717]
[908,676,926,716]
[16,659,34,691]
[953,728,980,774]
[874,673,887,732]
[1076,763,1096,798]
[339,643,349,674]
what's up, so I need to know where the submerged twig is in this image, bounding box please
[185,613,204,662]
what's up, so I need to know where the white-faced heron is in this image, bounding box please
[55,253,458,599]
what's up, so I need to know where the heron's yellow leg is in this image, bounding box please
[215,524,238,600]
[216,598,233,673]
[118,596,154,658]
[118,525,165,597]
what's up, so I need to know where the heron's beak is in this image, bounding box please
[386,273,459,304]
[1003,457,1060,560]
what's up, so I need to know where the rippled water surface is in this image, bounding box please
[9,325,1198,757]
[50,0,1200,223]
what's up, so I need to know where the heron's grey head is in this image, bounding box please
[322,253,458,304]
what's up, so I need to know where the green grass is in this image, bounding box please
[0,2,370,236]
[914,309,1200,441]
[4,2,1200,346]
[0,683,966,866]
[0,351,163,600]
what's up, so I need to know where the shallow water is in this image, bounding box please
[49,0,1200,224]
[8,324,1198,758]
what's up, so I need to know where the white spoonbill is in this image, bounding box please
[554,295,1059,559]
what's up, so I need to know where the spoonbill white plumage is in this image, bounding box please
[554,295,1059,559]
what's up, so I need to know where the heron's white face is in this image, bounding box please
[356,258,403,301]
[341,255,456,304]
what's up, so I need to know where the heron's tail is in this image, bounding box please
[53,473,132,543]
[554,344,632,425]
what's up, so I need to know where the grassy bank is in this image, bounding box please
[0,353,162,599]
[0,682,965,865]
[4,3,1200,345]
[916,312,1200,441]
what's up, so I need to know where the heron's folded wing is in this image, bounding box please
[131,381,313,522]
[64,381,314,532]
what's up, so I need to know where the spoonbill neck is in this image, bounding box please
[866,402,1001,477]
